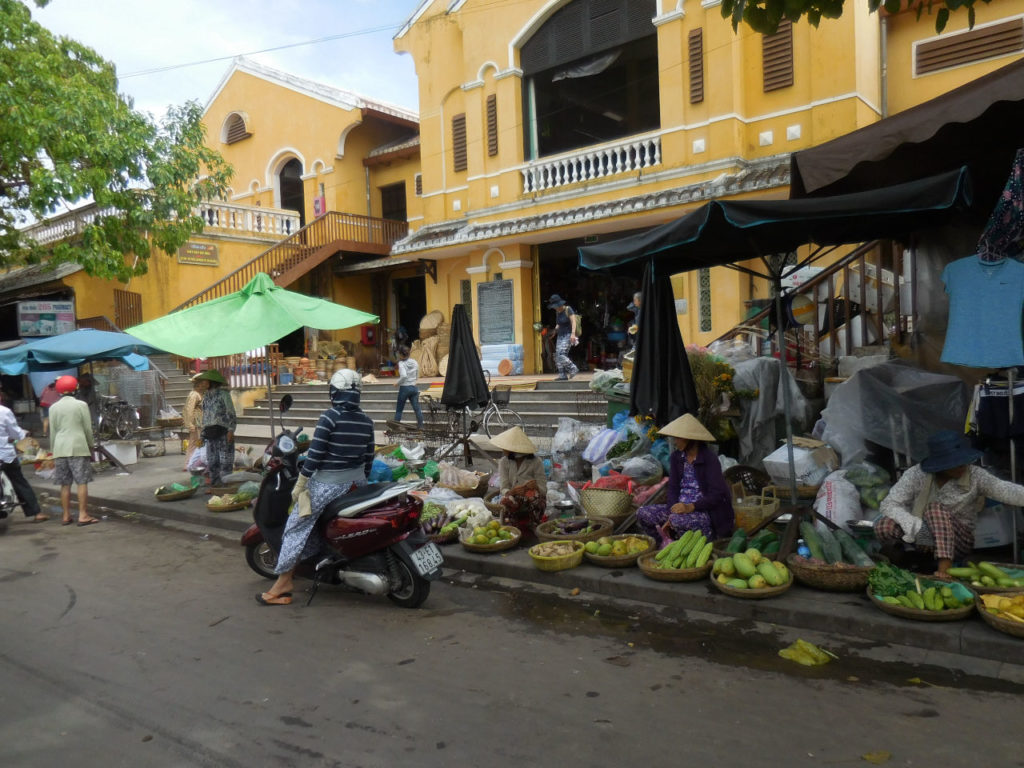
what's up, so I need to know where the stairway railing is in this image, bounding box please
[172,211,408,311]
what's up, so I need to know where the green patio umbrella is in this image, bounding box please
[125,273,378,358]
[125,272,379,435]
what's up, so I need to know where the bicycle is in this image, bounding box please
[447,385,524,439]
[95,394,140,440]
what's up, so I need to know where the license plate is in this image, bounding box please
[410,542,444,576]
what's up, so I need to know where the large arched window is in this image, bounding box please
[521,0,659,159]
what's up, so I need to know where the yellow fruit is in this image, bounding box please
[717,573,730,584]
[748,574,768,589]
[487,520,501,530]
[473,526,488,537]
[474,534,489,545]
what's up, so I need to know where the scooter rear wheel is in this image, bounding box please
[387,558,430,609]
[245,542,278,580]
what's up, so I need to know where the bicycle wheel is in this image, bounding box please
[483,405,523,438]
[114,407,139,440]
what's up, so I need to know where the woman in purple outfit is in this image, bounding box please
[635,413,734,544]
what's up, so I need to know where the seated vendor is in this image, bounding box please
[874,429,1024,578]
[636,413,734,544]
[490,426,547,533]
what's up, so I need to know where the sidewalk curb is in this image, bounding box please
[53,482,1024,674]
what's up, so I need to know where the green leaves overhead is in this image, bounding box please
[0,0,233,281]
[718,0,991,34]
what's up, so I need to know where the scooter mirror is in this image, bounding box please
[279,394,294,413]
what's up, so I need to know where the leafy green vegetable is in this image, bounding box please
[867,562,917,597]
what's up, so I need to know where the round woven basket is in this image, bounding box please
[974,595,1024,639]
[583,534,656,568]
[865,588,974,622]
[710,565,793,599]
[155,487,198,502]
[723,465,771,495]
[535,516,613,543]
[207,500,250,513]
[733,496,780,534]
[786,554,875,592]
[428,530,460,545]
[439,472,491,498]
[529,540,585,572]
[460,525,521,553]
[637,551,713,582]
[579,487,633,524]
[208,483,242,496]
[955,563,1024,594]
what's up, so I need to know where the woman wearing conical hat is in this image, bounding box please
[490,426,548,535]
[635,413,734,545]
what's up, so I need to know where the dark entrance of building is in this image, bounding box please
[393,276,426,344]
[537,239,642,374]
[279,159,305,228]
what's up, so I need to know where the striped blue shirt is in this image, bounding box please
[300,388,375,478]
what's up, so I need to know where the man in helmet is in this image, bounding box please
[49,376,100,526]
[257,368,375,605]
[0,391,47,522]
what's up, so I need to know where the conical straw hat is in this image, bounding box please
[658,413,715,442]
[489,426,537,454]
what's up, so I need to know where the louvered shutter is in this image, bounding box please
[762,20,794,93]
[916,19,1023,76]
[452,114,467,172]
[486,95,498,156]
[688,28,704,104]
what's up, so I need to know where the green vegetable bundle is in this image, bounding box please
[867,561,918,597]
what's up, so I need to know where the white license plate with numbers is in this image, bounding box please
[410,542,443,575]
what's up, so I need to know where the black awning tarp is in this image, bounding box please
[790,57,1024,203]
[578,167,973,276]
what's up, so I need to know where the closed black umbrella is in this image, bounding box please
[631,261,700,426]
[441,304,489,410]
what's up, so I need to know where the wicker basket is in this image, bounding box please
[732,487,781,533]
[529,540,585,572]
[206,499,250,513]
[155,487,199,502]
[428,530,460,545]
[583,534,656,568]
[954,563,1024,594]
[579,487,633,524]
[764,483,821,500]
[865,588,975,622]
[156,417,184,428]
[535,516,613,543]
[786,554,876,592]
[710,565,794,599]
[974,595,1024,639]
[460,525,521,553]
[723,465,772,496]
[439,472,491,498]
[637,552,713,582]
[208,483,242,496]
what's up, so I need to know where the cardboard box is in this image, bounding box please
[762,437,838,487]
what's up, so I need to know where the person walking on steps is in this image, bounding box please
[0,394,47,523]
[547,294,578,380]
[48,376,100,526]
[393,346,424,428]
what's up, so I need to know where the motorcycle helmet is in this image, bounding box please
[329,368,361,392]
[55,375,78,394]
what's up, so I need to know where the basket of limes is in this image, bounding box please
[460,519,521,553]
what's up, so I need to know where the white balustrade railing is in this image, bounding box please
[23,200,301,246]
[521,134,662,194]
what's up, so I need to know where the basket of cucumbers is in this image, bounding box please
[946,561,1024,593]
[866,562,974,621]
[786,520,880,592]
[638,529,714,581]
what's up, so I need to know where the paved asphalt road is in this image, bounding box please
[1,514,1023,768]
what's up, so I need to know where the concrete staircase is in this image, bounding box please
[152,354,194,415]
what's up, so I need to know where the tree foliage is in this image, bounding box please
[719,0,989,34]
[0,0,233,281]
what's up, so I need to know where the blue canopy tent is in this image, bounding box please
[0,329,159,374]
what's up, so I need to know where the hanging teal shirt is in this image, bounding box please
[941,255,1024,368]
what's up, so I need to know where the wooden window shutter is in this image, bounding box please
[762,19,794,93]
[688,28,704,104]
[113,289,142,330]
[414,173,423,196]
[224,113,251,144]
[916,18,1023,76]
[486,95,498,157]
[452,113,468,173]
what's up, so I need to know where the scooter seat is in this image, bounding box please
[323,482,409,519]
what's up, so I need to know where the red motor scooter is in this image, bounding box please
[240,421,443,608]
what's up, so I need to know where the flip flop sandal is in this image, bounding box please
[61,519,74,526]
[77,519,101,527]
[255,592,293,606]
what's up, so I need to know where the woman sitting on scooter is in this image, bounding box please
[258,369,375,606]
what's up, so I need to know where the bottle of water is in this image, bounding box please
[797,539,811,559]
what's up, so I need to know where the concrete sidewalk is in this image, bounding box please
[24,451,1024,679]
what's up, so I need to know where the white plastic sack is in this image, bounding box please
[551,417,585,454]
[813,470,862,531]
[582,428,623,464]
[619,455,663,484]
[401,443,426,460]
[187,445,208,473]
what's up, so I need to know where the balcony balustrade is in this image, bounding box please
[521,134,662,195]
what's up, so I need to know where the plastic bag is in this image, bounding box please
[619,455,663,485]
[589,369,623,395]
[439,462,482,489]
[423,460,440,482]
[369,458,393,483]
[390,446,406,460]
[611,410,630,430]
[237,481,261,498]
[551,417,586,455]
[186,445,207,473]
[814,470,862,531]
[401,443,425,461]
[425,486,463,502]
[633,476,668,507]
[649,438,672,473]
[843,461,891,489]
[391,464,409,482]
[582,428,623,464]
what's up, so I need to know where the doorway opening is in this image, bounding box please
[392,276,426,344]
[279,159,305,228]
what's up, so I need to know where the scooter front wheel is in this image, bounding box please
[387,558,430,609]
[245,542,278,580]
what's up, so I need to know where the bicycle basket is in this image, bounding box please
[491,386,511,406]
